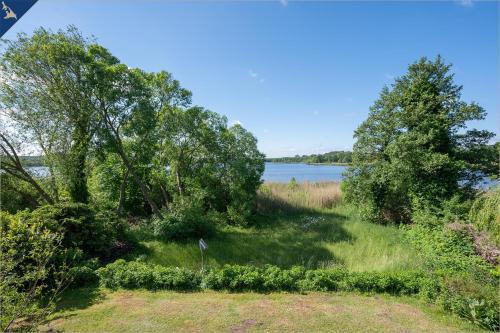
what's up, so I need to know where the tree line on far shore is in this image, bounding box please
[266,150,352,164]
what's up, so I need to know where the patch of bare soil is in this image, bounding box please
[230,318,264,333]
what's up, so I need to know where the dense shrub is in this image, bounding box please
[0,173,48,213]
[469,188,500,245]
[437,274,499,331]
[98,262,430,296]
[69,259,100,287]
[17,203,128,261]
[297,268,348,292]
[405,221,493,278]
[151,198,215,240]
[405,216,499,331]
[0,211,72,331]
[96,259,200,290]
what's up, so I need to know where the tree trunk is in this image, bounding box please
[67,123,89,203]
[99,104,163,219]
[114,140,163,219]
[47,163,60,202]
[116,168,129,215]
[159,184,169,208]
[176,169,184,197]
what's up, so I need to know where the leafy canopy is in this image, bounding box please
[343,56,497,224]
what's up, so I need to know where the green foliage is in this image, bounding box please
[0,26,105,203]
[405,221,493,277]
[344,56,497,224]
[69,259,100,287]
[469,188,500,245]
[96,259,201,291]
[287,177,299,191]
[0,211,72,332]
[151,198,215,241]
[99,261,428,296]
[157,107,264,225]
[19,203,126,261]
[0,173,42,213]
[437,274,499,331]
[404,216,498,330]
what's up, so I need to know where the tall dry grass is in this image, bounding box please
[256,181,342,213]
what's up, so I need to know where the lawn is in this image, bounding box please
[128,205,419,271]
[43,289,485,333]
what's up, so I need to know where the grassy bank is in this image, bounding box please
[43,289,484,333]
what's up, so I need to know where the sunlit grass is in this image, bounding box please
[43,289,485,333]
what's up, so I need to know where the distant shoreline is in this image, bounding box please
[265,161,351,166]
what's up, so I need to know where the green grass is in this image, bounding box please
[128,205,420,271]
[43,288,485,333]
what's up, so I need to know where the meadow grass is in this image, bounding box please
[255,181,343,212]
[43,289,485,333]
[128,182,420,271]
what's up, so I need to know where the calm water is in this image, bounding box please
[27,163,497,188]
[262,162,347,183]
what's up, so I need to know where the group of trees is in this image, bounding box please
[0,26,265,223]
[344,56,498,224]
[266,150,352,164]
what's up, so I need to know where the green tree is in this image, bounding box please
[343,56,497,224]
[217,124,265,224]
[0,27,101,203]
[157,106,225,199]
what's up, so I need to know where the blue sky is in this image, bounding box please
[4,0,499,157]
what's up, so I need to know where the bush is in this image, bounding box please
[437,274,499,331]
[96,259,200,291]
[0,211,72,331]
[151,198,215,240]
[298,268,347,292]
[17,203,127,261]
[469,188,500,245]
[405,223,494,287]
[69,259,100,287]
[0,174,42,213]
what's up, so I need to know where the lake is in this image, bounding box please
[27,163,497,188]
[262,163,498,188]
[262,162,347,183]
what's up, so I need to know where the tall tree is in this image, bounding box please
[90,59,190,218]
[343,56,497,224]
[0,27,98,203]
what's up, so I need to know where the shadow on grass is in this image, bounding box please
[208,209,352,268]
[128,204,354,270]
[55,285,104,312]
[40,285,105,331]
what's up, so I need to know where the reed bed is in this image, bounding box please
[256,181,342,213]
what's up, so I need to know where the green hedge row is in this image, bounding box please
[96,260,433,295]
